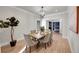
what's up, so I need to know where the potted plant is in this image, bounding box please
[6,17,19,47]
[0,20,4,28]
[0,20,9,28]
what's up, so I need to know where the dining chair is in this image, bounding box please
[31,30,36,34]
[45,29,52,45]
[24,34,37,53]
[48,31,53,45]
[40,33,51,49]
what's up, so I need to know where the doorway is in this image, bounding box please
[53,22,60,32]
[48,21,60,33]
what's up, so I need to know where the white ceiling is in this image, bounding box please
[17,6,68,15]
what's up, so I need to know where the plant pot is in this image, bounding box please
[10,40,17,47]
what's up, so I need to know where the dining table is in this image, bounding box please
[29,31,48,48]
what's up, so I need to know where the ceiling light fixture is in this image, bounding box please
[40,6,45,19]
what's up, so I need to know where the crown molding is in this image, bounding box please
[45,11,68,17]
[8,6,37,16]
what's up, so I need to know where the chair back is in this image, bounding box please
[44,33,50,41]
[31,30,36,34]
[24,34,32,46]
[49,31,52,40]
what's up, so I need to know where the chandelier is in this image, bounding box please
[40,6,45,19]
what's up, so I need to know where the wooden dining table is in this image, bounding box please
[29,31,48,48]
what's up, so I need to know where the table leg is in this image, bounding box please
[36,40,40,48]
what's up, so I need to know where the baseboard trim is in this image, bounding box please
[1,37,24,47]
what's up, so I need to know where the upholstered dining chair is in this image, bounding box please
[31,30,36,34]
[48,31,53,45]
[24,34,38,53]
[40,33,51,49]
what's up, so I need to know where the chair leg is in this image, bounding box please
[47,42,49,46]
[29,47,31,53]
[26,46,27,51]
[45,43,47,49]
[49,39,52,45]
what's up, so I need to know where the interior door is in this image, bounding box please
[53,22,60,32]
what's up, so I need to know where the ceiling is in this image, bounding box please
[17,6,68,15]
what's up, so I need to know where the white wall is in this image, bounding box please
[67,6,77,32]
[62,6,79,52]
[62,7,77,39]
[66,28,79,52]
[0,6,38,46]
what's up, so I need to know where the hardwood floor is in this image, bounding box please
[1,32,71,53]
[1,40,26,53]
[24,32,71,53]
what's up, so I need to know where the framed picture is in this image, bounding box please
[77,6,79,33]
